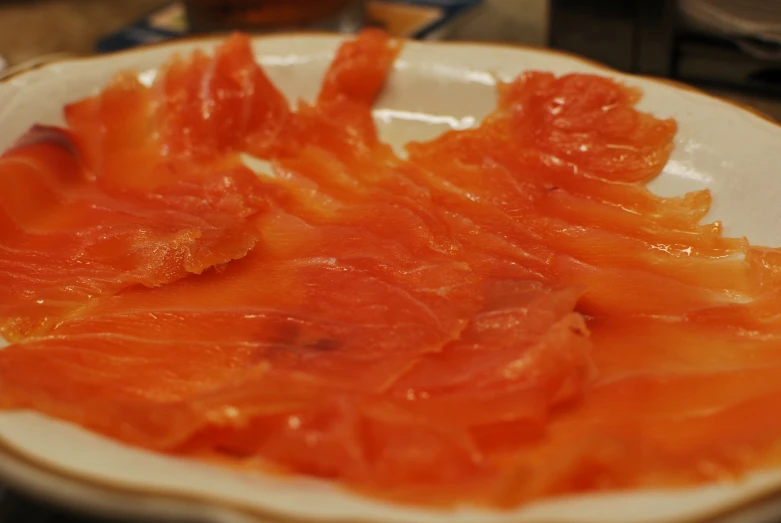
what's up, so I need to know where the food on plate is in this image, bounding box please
[1,28,781,509]
[0,125,268,341]
[0,37,287,341]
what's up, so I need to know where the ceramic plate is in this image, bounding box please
[1,33,781,523]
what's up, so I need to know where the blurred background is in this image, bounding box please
[1,0,781,119]
[0,0,781,521]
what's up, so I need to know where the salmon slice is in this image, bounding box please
[388,282,592,428]
[0,128,269,341]
[252,28,399,161]
[403,71,760,313]
[316,27,401,145]
[496,73,676,184]
[248,32,555,280]
[0,207,589,491]
[490,366,781,505]
[168,282,588,501]
[0,33,296,341]
[66,33,291,179]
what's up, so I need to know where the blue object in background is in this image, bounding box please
[96,0,483,53]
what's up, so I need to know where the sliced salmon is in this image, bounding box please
[1,28,781,512]
[0,127,269,340]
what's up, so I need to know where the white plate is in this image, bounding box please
[1,33,781,523]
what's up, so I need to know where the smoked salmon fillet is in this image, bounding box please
[0,33,297,341]
[0,128,268,341]
[1,28,781,510]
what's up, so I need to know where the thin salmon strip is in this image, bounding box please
[66,33,291,173]
[404,72,758,312]
[0,34,294,341]
[0,129,269,341]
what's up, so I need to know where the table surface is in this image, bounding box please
[0,0,779,522]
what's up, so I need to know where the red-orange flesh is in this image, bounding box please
[1,29,781,509]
